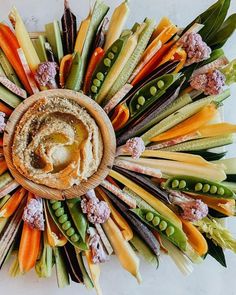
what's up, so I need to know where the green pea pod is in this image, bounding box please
[65,52,82,91]
[131,208,187,251]
[46,200,88,250]
[129,73,179,118]
[90,38,125,99]
[66,198,88,242]
[165,175,236,199]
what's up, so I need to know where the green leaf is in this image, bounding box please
[206,237,227,267]
[209,14,236,49]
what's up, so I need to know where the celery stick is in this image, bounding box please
[53,247,70,288]
[161,134,234,152]
[32,35,48,62]
[0,173,13,190]
[107,18,155,100]
[142,90,230,145]
[131,234,159,267]
[45,20,64,62]
[0,217,8,234]
[0,64,5,76]
[0,85,22,108]
[0,194,11,209]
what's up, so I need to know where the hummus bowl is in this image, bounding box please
[3,89,116,200]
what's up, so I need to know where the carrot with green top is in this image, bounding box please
[18,193,42,273]
[0,23,32,94]
[83,47,105,94]
[0,187,26,218]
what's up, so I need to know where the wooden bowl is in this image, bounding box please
[3,89,116,200]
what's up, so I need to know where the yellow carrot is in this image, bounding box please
[0,187,26,218]
[9,7,40,73]
[151,103,218,142]
[18,193,41,273]
[85,250,103,295]
[96,187,133,241]
[109,170,182,229]
[197,123,236,138]
[104,0,130,52]
[74,9,92,54]
[103,217,142,283]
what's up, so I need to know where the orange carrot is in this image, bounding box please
[0,187,26,218]
[59,54,73,88]
[131,39,176,86]
[0,138,3,147]
[111,103,130,131]
[0,101,13,116]
[83,47,105,94]
[181,218,208,256]
[151,103,217,142]
[18,193,41,273]
[0,159,8,175]
[0,23,32,94]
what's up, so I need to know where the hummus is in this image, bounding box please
[12,96,103,190]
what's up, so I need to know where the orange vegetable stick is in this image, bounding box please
[0,137,3,147]
[0,159,8,175]
[150,17,175,41]
[131,39,176,86]
[0,101,13,116]
[83,47,105,94]
[0,187,26,218]
[0,23,32,94]
[59,54,73,88]
[18,193,41,273]
[111,103,130,131]
[151,103,217,142]
[181,218,208,256]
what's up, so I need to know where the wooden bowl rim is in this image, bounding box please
[3,89,116,200]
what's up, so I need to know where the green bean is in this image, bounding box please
[165,175,235,199]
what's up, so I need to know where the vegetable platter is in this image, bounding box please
[0,0,236,294]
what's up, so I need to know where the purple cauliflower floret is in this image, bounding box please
[22,197,44,230]
[35,62,58,89]
[0,112,6,133]
[116,137,145,159]
[169,191,208,222]
[81,190,110,224]
[191,69,226,96]
[88,228,109,264]
[179,32,211,66]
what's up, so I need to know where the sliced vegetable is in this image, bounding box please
[103,217,142,283]
[206,236,227,267]
[165,176,234,199]
[0,75,27,99]
[107,18,155,100]
[0,159,8,176]
[151,103,218,142]
[53,247,70,288]
[104,0,129,51]
[109,169,182,228]
[65,53,82,91]
[110,102,130,131]
[45,20,64,62]
[76,251,94,289]
[0,181,20,199]
[83,47,105,94]
[9,7,40,73]
[131,208,187,251]
[46,199,87,250]
[0,101,13,117]
[96,187,133,241]
[32,35,48,62]
[59,54,73,88]
[0,84,21,108]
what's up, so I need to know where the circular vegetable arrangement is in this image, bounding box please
[0,0,236,293]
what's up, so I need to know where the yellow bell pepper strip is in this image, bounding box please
[150,16,176,42]
[181,218,208,256]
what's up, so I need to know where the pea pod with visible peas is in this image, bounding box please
[131,208,187,251]
[129,73,179,118]
[46,200,88,250]
[90,38,125,100]
[66,198,88,242]
[165,175,236,199]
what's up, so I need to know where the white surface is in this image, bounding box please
[0,0,236,295]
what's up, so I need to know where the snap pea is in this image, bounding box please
[131,208,187,251]
[129,74,178,118]
[90,38,125,99]
[46,200,88,250]
[66,198,88,242]
[165,176,236,199]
